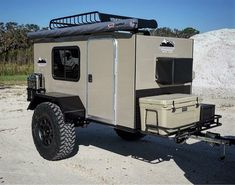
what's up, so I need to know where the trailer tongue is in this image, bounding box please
[189,132,235,159]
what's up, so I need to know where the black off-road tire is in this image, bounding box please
[114,129,145,141]
[32,102,76,161]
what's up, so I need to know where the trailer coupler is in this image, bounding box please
[189,132,235,160]
[173,115,235,159]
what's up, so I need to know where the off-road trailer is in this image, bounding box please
[27,11,234,161]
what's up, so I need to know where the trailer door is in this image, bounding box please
[87,38,117,124]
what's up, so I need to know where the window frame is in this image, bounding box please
[52,46,80,82]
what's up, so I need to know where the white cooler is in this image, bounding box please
[139,94,201,135]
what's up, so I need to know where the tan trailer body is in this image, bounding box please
[136,35,193,90]
[33,33,194,131]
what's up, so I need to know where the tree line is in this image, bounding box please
[0,22,48,64]
[151,27,200,38]
[0,21,199,65]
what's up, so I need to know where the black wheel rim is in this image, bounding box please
[37,118,53,146]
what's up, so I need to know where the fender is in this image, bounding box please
[28,92,85,121]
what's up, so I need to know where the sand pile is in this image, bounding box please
[191,29,235,98]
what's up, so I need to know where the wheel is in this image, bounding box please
[114,129,145,141]
[32,102,76,161]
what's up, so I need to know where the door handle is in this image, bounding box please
[88,74,93,83]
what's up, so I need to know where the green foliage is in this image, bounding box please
[25,24,40,32]
[0,22,45,69]
[151,27,200,38]
[180,27,200,38]
[0,75,27,85]
[0,75,27,81]
[0,22,41,82]
[0,63,33,76]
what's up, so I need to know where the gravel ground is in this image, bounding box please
[0,85,235,184]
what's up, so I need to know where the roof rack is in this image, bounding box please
[49,11,157,30]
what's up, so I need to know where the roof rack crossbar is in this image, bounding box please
[49,11,101,29]
[49,11,157,30]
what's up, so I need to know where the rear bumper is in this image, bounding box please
[144,114,222,136]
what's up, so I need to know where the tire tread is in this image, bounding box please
[32,102,76,161]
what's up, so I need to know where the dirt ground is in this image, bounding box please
[0,85,235,184]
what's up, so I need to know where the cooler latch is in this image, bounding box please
[196,97,199,108]
[172,101,176,112]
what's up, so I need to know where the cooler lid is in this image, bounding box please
[139,93,200,106]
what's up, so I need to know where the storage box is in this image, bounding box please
[200,104,215,125]
[139,94,201,135]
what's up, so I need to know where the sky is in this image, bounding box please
[0,0,234,32]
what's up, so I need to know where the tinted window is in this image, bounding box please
[156,58,193,85]
[155,58,173,84]
[174,59,193,84]
[52,46,80,81]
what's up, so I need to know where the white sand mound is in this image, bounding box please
[191,29,235,98]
